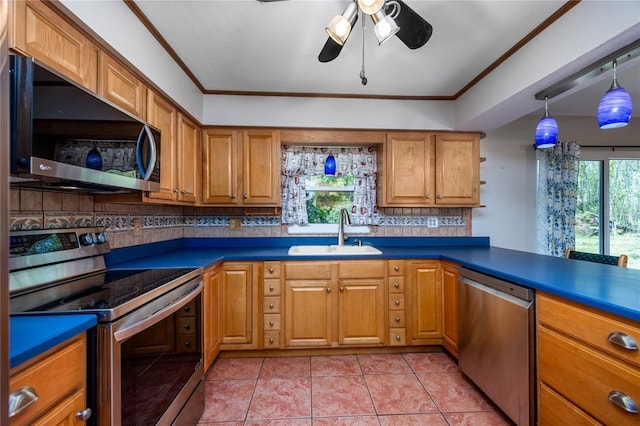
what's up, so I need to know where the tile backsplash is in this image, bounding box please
[10,188,472,249]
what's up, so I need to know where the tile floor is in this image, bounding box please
[197,352,514,425]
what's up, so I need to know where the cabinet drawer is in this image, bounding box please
[538,293,640,368]
[263,279,281,296]
[389,294,405,310]
[263,297,281,313]
[539,383,600,426]
[176,317,196,335]
[264,262,281,278]
[178,299,197,317]
[388,260,404,276]
[285,262,333,280]
[539,327,640,425]
[339,261,385,279]
[389,329,407,346]
[388,277,405,293]
[177,335,198,353]
[264,331,281,348]
[10,336,85,425]
[389,311,406,328]
[264,314,281,330]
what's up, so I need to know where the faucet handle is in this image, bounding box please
[354,239,363,246]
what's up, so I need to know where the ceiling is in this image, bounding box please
[129,0,639,118]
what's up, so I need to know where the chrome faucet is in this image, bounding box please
[338,208,351,246]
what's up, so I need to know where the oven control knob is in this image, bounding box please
[79,233,94,246]
[95,232,107,245]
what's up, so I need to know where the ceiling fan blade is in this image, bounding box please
[393,0,433,50]
[318,37,344,63]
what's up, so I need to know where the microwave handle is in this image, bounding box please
[136,125,157,180]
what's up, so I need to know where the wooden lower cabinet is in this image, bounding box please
[537,292,640,425]
[220,262,258,350]
[283,260,386,348]
[407,260,443,345]
[441,261,459,357]
[203,265,221,371]
[9,333,90,425]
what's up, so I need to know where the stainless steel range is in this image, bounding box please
[9,227,204,426]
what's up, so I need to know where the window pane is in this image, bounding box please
[609,159,640,269]
[306,191,353,224]
[575,161,602,254]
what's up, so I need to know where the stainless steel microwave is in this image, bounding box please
[9,55,161,193]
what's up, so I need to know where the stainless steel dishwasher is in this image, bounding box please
[458,268,535,426]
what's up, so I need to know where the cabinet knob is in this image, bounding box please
[327,287,331,293]
[269,267,274,273]
[231,194,236,199]
[184,340,191,347]
[76,408,93,421]
[181,189,187,194]
[269,320,275,326]
[608,390,639,414]
[173,189,179,193]
[184,324,191,330]
[269,285,275,291]
[426,195,431,199]
[340,286,344,292]
[395,335,401,341]
[183,306,191,312]
[608,331,639,351]
[394,282,400,288]
[394,266,400,272]
[269,303,274,309]
[395,299,401,306]
[437,195,443,199]
[269,337,275,344]
[395,316,401,322]
[243,194,249,199]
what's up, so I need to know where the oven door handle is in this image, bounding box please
[113,281,202,342]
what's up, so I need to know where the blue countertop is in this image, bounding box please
[10,314,97,369]
[106,237,640,323]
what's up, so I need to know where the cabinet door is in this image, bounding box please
[220,263,257,348]
[383,132,435,206]
[242,130,281,205]
[202,129,239,204]
[146,91,177,201]
[203,266,221,372]
[176,114,200,203]
[441,262,459,358]
[98,53,146,119]
[285,280,333,347]
[338,279,386,345]
[435,133,480,205]
[11,0,98,92]
[408,261,443,343]
[31,388,87,426]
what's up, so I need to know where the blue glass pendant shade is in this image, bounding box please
[324,154,336,175]
[86,147,103,170]
[534,113,558,149]
[597,85,632,129]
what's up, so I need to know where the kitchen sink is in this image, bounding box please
[288,245,382,256]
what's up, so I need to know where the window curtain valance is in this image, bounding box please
[536,140,581,257]
[281,146,379,226]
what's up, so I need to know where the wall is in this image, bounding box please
[9,188,473,249]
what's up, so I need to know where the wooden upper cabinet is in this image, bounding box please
[176,113,200,203]
[383,132,435,205]
[146,91,177,202]
[382,132,481,207]
[435,133,480,205]
[10,0,98,92]
[98,53,146,119]
[202,129,281,206]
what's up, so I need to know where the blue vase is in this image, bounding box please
[86,148,103,170]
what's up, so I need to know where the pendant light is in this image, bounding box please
[534,97,558,149]
[324,155,336,175]
[597,59,633,129]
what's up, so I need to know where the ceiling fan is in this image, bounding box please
[257,0,433,63]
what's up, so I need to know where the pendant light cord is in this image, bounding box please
[360,10,367,85]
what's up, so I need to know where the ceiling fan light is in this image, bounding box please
[358,0,385,15]
[325,2,358,45]
[371,10,399,45]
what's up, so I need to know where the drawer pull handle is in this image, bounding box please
[184,324,191,330]
[394,266,400,272]
[608,390,639,414]
[269,320,275,326]
[394,282,400,288]
[395,335,401,341]
[269,337,275,344]
[395,300,401,306]
[76,408,93,421]
[269,286,275,291]
[8,387,39,418]
[395,316,401,322]
[608,332,638,351]
[269,267,274,273]
[269,303,274,309]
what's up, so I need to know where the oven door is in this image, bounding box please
[97,277,203,426]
